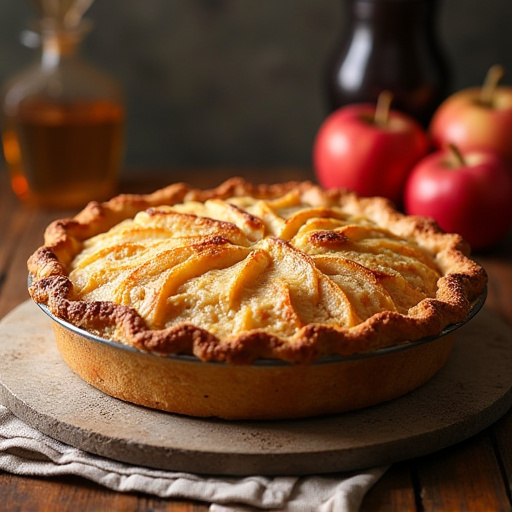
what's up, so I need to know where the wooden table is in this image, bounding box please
[1,166,511,511]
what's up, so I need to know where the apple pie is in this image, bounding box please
[27,178,487,419]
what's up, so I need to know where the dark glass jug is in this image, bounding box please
[326,0,450,127]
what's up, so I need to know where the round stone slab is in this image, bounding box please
[0,300,511,476]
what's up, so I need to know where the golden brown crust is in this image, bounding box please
[28,178,487,364]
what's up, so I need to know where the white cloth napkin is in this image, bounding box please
[0,405,387,511]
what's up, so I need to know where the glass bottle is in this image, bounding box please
[1,2,125,209]
[326,0,450,127]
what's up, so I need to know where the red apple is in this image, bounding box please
[404,144,512,250]
[313,91,429,205]
[430,65,512,164]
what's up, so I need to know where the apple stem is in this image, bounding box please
[480,64,504,107]
[448,143,466,167]
[374,90,393,126]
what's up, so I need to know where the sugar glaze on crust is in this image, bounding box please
[28,178,487,364]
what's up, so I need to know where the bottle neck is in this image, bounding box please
[347,0,438,36]
[37,20,90,69]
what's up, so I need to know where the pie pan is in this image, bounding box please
[33,282,486,420]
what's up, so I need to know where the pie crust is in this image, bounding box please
[27,178,487,419]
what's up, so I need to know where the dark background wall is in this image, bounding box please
[1,0,511,175]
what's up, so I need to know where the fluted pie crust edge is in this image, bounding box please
[27,178,487,366]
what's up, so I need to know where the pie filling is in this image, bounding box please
[28,179,487,364]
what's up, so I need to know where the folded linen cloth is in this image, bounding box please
[0,405,387,511]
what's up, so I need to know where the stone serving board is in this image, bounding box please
[0,300,511,476]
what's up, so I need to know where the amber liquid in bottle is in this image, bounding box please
[3,99,124,208]
[2,8,126,210]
